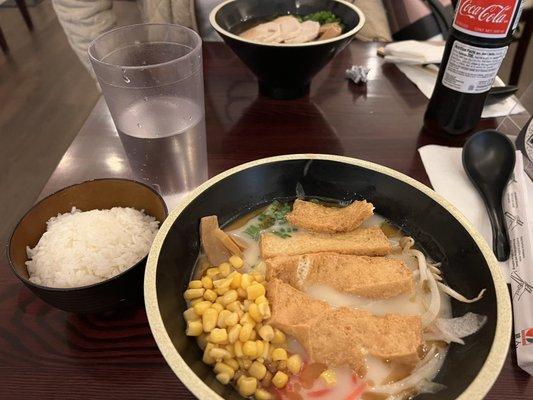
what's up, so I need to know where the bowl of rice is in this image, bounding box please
[8,178,168,313]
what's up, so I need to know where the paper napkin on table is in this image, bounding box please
[418,145,533,283]
[383,40,445,65]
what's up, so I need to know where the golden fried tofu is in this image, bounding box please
[286,199,374,233]
[266,252,413,299]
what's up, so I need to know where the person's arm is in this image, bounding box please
[52,0,116,77]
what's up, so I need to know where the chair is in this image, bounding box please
[0,0,34,53]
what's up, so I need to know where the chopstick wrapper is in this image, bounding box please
[419,146,533,375]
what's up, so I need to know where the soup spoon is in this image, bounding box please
[462,130,516,261]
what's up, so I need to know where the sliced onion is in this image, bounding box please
[419,379,446,394]
[437,283,486,303]
[421,271,441,327]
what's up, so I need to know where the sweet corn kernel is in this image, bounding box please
[255,340,265,358]
[226,358,239,371]
[206,267,220,278]
[243,300,251,311]
[272,371,289,389]
[193,301,212,316]
[230,272,242,289]
[217,309,232,328]
[240,312,253,326]
[271,329,286,344]
[222,290,238,305]
[249,329,257,341]
[201,276,213,289]
[196,334,208,350]
[320,369,337,386]
[228,324,242,344]
[216,372,231,385]
[216,286,229,296]
[237,287,247,299]
[225,312,239,327]
[239,323,254,342]
[188,280,203,289]
[183,307,199,322]
[214,361,235,378]
[226,300,241,312]
[189,298,203,307]
[184,288,205,300]
[243,340,258,358]
[250,272,265,283]
[241,274,253,289]
[258,303,271,319]
[203,289,217,302]
[254,295,268,305]
[255,388,273,400]
[249,360,267,380]
[287,354,302,374]
[261,341,270,360]
[203,343,216,364]
[234,340,244,357]
[225,344,236,358]
[229,255,244,269]
[186,320,203,336]
[237,376,258,397]
[248,303,262,323]
[241,358,252,370]
[211,302,224,313]
[258,325,274,342]
[213,275,233,288]
[271,348,287,361]
[219,262,231,277]
[209,328,228,344]
[210,347,231,361]
[202,307,218,333]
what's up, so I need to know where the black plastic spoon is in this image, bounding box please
[462,130,516,261]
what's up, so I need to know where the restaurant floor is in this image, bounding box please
[0,0,531,247]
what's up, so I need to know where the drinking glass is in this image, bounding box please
[89,23,208,209]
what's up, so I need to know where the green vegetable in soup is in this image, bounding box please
[244,201,293,240]
[303,11,341,25]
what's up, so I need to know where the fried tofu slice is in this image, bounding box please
[266,279,422,370]
[286,199,374,233]
[266,253,413,299]
[260,227,391,259]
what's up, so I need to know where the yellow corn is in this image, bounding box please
[225,312,239,327]
[261,341,270,360]
[271,329,286,344]
[189,298,203,307]
[255,388,273,400]
[186,320,203,337]
[249,329,257,341]
[216,286,229,296]
[258,302,271,319]
[237,287,247,299]
[234,340,244,357]
[250,272,265,283]
[216,372,231,385]
[193,301,212,316]
[205,267,220,278]
[241,273,253,289]
[214,361,235,378]
[209,347,231,361]
[240,312,253,326]
[243,340,258,358]
[248,303,262,322]
[184,288,205,300]
[203,343,216,364]
[183,307,199,322]
[237,376,258,397]
[211,302,224,313]
[219,262,231,277]
[209,328,228,344]
[320,369,337,386]
[287,354,302,374]
[225,357,239,371]
[196,334,208,350]
[271,348,287,361]
[248,360,267,380]
[258,325,274,342]
[255,340,265,358]
[202,307,218,332]
[225,344,236,358]
[217,309,232,328]
[254,295,268,305]
[229,272,241,289]
[228,324,242,344]
[201,276,213,289]
[241,358,252,370]
[213,275,233,289]
[203,289,217,302]
[229,255,244,269]
[222,290,238,305]
[239,322,254,342]
[272,371,289,389]
[226,300,241,313]
[188,280,203,289]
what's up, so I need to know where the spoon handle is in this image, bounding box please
[485,196,511,261]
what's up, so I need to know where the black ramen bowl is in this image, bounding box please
[210,0,365,99]
[8,178,168,314]
[145,155,511,400]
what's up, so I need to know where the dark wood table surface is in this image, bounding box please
[1,42,530,399]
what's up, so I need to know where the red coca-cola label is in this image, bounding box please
[453,0,520,38]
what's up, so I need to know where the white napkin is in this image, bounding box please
[383,40,445,65]
[418,145,533,282]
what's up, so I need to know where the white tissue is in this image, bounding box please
[346,65,370,84]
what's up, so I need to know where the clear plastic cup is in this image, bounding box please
[89,23,208,209]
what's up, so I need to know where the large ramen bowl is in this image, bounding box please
[145,154,511,400]
[210,0,365,99]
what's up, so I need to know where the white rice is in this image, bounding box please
[26,207,159,288]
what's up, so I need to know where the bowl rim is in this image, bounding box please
[144,154,511,400]
[7,177,168,292]
[209,0,366,48]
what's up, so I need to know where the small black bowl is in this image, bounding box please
[8,178,168,314]
[210,0,365,99]
[145,155,511,400]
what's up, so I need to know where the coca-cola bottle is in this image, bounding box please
[424,0,524,135]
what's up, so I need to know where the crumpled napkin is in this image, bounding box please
[346,65,370,84]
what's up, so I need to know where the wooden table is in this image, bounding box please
[1,42,530,399]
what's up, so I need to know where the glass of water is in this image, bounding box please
[89,23,207,209]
